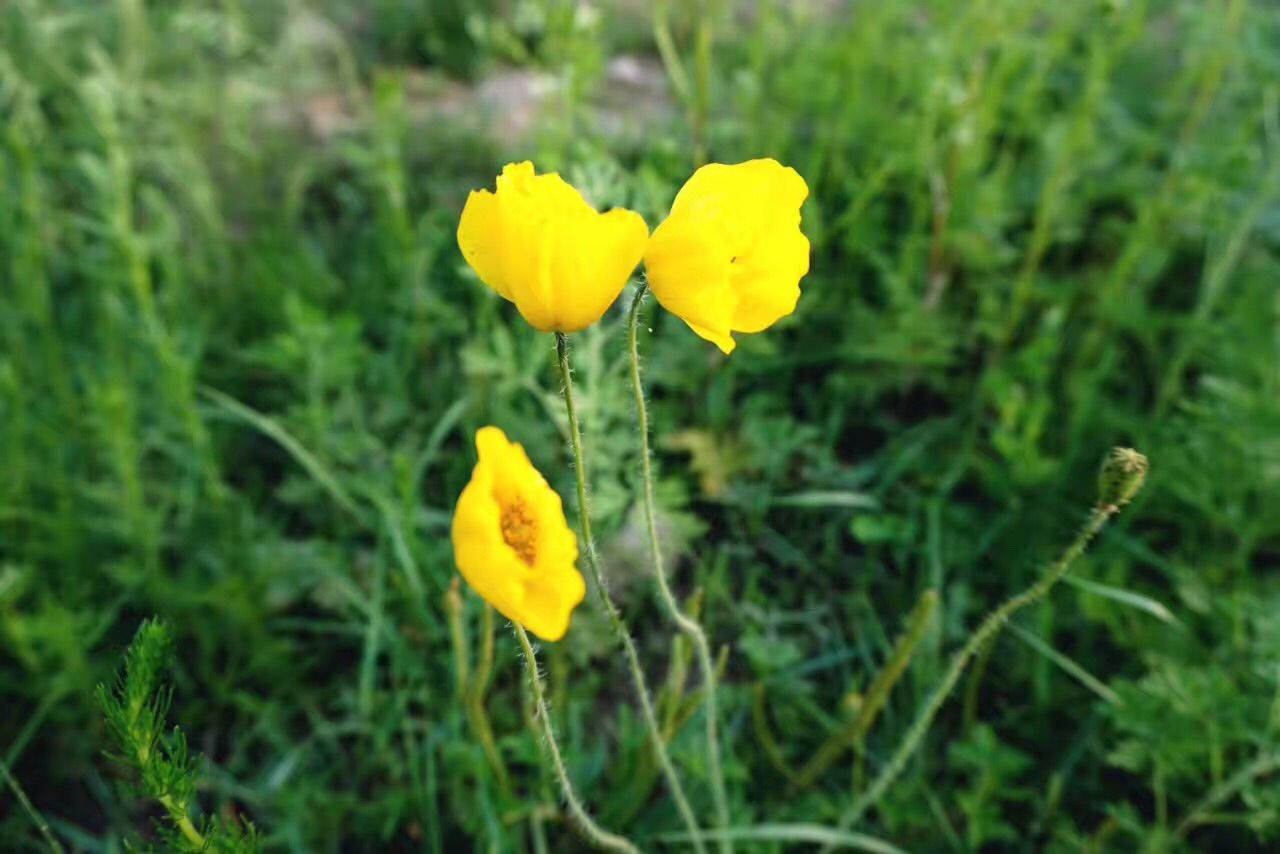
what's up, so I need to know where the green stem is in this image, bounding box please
[1,758,64,853]
[627,286,731,853]
[651,0,691,103]
[468,604,512,795]
[513,624,639,854]
[830,503,1122,841]
[692,0,715,166]
[445,580,471,699]
[159,793,208,850]
[791,590,938,793]
[555,332,706,853]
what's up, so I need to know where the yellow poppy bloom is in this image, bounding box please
[451,426,586,642]
[457,162,650,332]
[643,159,810,354]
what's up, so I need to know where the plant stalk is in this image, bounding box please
[514,624,639,854]
[555,332,706,853]
[627,285,731,853]
[1,758,64,854]
[159,793,209,850]
[468,603,511,794]
[828,498,1129,843]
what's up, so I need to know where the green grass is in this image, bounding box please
[2,0,1279,850]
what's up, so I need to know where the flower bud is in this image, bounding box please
[1097,447,1148,510]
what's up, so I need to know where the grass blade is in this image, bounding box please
[1063,575,1179,625]
[658,824,907,853]
[1006,622,1121,706]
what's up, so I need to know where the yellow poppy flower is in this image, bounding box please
[451,426,586,642]
[457,161,650,332]
[643,159,810,354]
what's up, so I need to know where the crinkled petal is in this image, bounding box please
[456,162,646,333]
[671,159,807,252]
[457,189,511,299]
[645,159,810,350]
[643,210,738,353]
[520,569,587,641]
[730,226,810,332]
[547,207,648,332]
[451,478,531,618]
[451,426,586,642]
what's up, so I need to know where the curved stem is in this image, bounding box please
[514,625,639,854]
[829,504,1120,843]
[555,332,706,853]
[627,286,732,854]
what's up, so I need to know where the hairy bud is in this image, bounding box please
[1098,447,1148,511]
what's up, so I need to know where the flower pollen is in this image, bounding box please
[501,498,538,566]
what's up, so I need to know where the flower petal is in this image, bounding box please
[643,209,738,353]
[520,569,587,641]
[451,477,531,619]
[547,207,648,332]
[457,189,511,300]
[671,159,806,252]
[451,426,587,642]
[730,226,810,332]
[645,158,810,352]
[457,162,646,333]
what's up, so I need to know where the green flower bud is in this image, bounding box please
[1098,447,1148,510]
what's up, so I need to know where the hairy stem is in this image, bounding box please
[514,625,639,854]
[830,502,1125,841]
[627,285,731,853]
[555,332,706,853]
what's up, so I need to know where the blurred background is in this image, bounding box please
[1,0,1278,850]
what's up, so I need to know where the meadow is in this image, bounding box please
[2,0,1279,850]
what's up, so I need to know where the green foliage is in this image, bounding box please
[97,619,258,852]
[948,725,1032,849]
[1,0,1278,850]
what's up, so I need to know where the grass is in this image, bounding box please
[2,0,1279,850]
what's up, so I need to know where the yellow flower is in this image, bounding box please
[643,159,810,354]
[451,426,587,642]
[457,161,650,332]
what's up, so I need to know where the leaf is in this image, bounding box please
[1006,622,1121,706]
[657,823,908,853]
[771,490,879,510]
[1064,575,1180,625]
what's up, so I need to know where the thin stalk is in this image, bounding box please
[751,684,800,785]
[652,0,692,103]
[790,590,938,793]
[554,332,706,853]
[468,604,512,795]
[691,0,715,166]
[513,624,639,854]
[627,285,731,853]
[447,583,510,793]
[445,580,471,700]
[829,497,1132,843]
[1,759,64,853]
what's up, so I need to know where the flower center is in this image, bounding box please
[500,498,538,566]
